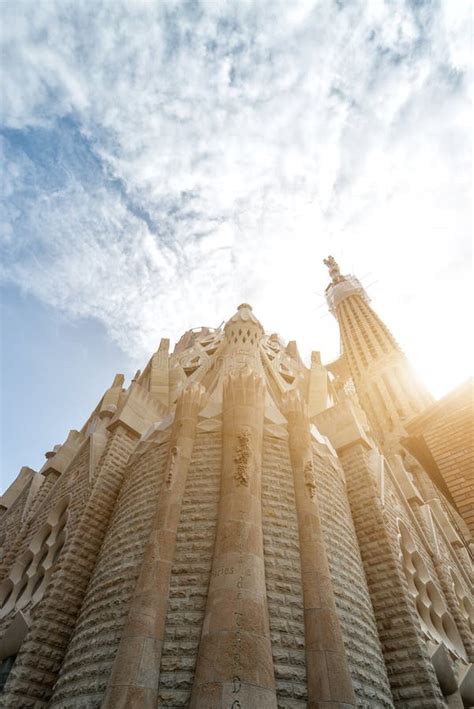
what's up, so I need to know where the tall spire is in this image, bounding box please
[324,257,433,446]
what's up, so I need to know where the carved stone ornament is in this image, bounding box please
[323,255,344,284]
[303,459,317,499]
[165,446,180,488]
[234,429,252,486]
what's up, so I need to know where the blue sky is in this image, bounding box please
[1,0,472,491]
[1,286,135,485]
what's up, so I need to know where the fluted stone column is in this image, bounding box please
[190,367,277,709]
[285,390,356,708]
[102,382,206,709]
[0,424,139,708]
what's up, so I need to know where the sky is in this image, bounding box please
[0,0,472,492]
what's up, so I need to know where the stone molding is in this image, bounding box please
[314,397,372,453]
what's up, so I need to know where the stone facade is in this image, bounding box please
[0,290,472,708]
[406,378,474,539]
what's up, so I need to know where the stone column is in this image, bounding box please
[285,390,356,708]
[1,376,165,708]
[102,382,206,709]
[1,423,139,708]
[190,368,277,709]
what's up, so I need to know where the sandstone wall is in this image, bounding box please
[409,380,474,537]
[341,444,448,708]
[261,436,307,709]
[0,443,91,644]
[1,426,138,707]
[50,441,168,707]
[157,431,221,706]
[0,478,40,577]
[313,446,394,707]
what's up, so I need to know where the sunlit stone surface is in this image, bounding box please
[0,264,472,708]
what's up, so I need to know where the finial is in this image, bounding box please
[111,373,125,388]
[323,256,344,284]
[224,303,264,348]
[226,303,261,328]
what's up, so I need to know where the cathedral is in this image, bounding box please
[0,258,472,708]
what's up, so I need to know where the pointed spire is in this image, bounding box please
[224,303,264,346]
[323,257,433,446]
[222,304,264,374]
[99,373,125,418]
[225,303,263,329]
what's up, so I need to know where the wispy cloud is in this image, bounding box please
[0,0,471,395]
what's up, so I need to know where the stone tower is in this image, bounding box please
[0,300,472,708]
[323,256,433,445]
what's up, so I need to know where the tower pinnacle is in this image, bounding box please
[223,303,264,373]
[324,258,433,446]
[224,303,263,338]
[323,255,344,284]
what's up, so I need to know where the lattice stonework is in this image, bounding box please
[397,520,466,660]
[0,497,70,618]
[451,569,474,634]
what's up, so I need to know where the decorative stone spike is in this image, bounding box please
[99,373,125,418]
[150,337,170,406]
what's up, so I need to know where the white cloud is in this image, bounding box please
[0,0,471,397]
